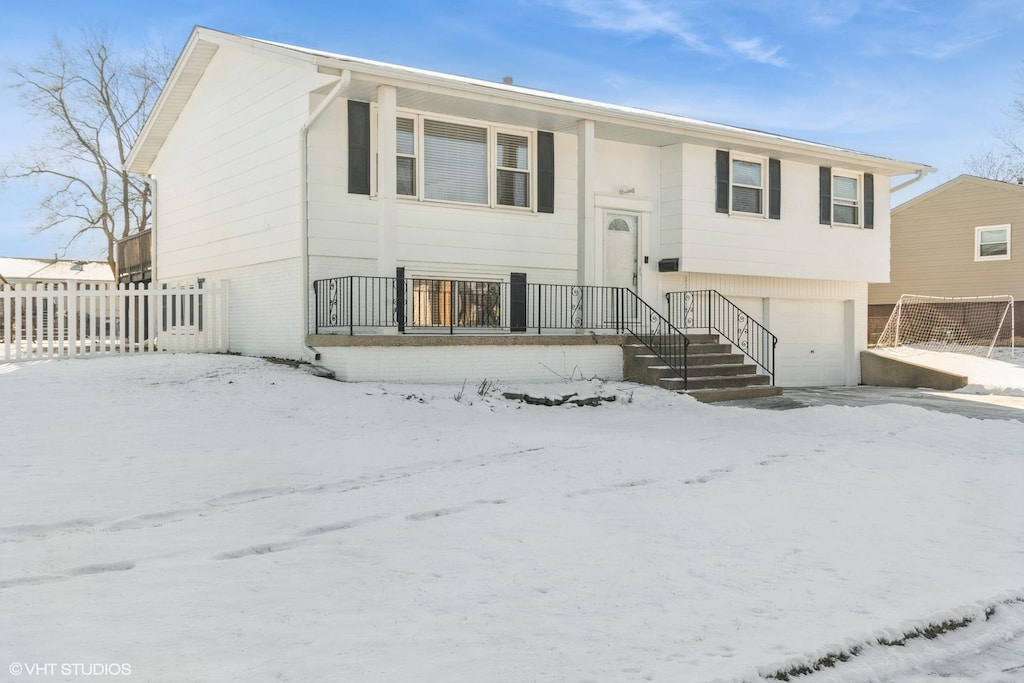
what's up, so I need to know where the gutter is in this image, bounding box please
[891,168,933,194]
[148,175,158,283]
[300,71,352,362]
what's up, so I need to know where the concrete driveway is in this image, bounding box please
[717,385,1024,422]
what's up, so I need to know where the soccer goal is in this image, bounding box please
[875,294,1015,358]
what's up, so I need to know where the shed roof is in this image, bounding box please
[0,257,114,283]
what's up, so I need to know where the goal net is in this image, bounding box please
[876,294,1015,358]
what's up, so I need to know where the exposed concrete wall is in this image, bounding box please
[860,350,967,390]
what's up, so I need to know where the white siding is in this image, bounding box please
[149,44,334,359]
[660,144,684,257]
[152,45,334,277]
[166,259,305,360]
[674,144,891,283]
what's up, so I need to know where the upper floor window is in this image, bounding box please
[396,117,417,196]
[819,167,874,229]
[716,150,780,219]
[975,225,1010,261]
[731,158,763,215]
[832,173,860,226]
[394,113,532,209]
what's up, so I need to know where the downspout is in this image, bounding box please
[300,70,352,362]
[890,168,933,194]
[147,175,158,283]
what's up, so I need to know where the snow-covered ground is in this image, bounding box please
[2,354,1023,682]
[874,345,1024,397]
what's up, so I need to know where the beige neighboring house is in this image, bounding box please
[869,175,1024,340]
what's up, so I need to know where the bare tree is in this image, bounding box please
[965,67,1024,183]
[2,31,173,275]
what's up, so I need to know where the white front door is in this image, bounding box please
[604,212,638,292]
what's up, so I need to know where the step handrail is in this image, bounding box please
[620,288,691,390]
[666,289,776,385]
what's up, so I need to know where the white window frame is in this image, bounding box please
[729,153,766,218]
[831,170,862,227]
[975,224,1011,261]
[393,110,535,212]
[395,116,417,197]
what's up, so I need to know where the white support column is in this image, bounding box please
[577,119,596,286]
[377,85,398,277]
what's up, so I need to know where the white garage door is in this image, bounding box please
[770,299,848,387]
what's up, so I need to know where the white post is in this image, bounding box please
[68,282,78,356]
[577,119,596,286]
[376,84,398,278]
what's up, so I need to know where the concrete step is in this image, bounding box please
[633,333,719,345]
[625,362,758,384]
[657,373,772,391]
[629,351,746,367]
[682,385,784,403]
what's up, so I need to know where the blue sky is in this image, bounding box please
[2,0,1023,259]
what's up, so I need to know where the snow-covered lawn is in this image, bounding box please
[2,354,1023,682]
[873,346,1024,398]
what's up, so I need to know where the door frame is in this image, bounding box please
[594,194,654,300]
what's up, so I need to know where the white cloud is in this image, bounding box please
[725,37,787,67]
[555,0,711,52]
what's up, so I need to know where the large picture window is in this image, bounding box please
[394,113,533,210]
[423,119,488,204]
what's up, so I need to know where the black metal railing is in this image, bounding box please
[313,275,692,388]
[666,289,777,384]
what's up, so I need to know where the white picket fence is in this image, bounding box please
[0,281,229,361]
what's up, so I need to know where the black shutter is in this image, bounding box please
[348,100,371,195]
[510,272,527,332]
[537,131,554,214]
[768,158,781,220]
[863,173,874,229]
[715,150,729,214]
[819,166,832,225]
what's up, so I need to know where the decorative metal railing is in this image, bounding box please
[666,289,776,385]
[313,275,691,388]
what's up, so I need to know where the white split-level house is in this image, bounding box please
[125,27,934,394]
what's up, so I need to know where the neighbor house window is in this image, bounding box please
[395,113,533,209]
[731,157,763,214]
[975,225,1010,261]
